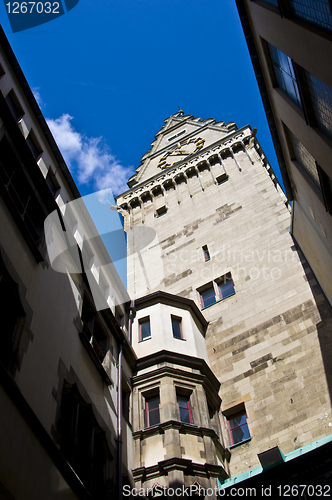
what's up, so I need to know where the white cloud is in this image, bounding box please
[46,114,133,196]
[32,88,44,108]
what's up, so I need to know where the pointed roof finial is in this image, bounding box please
[177,106,184,116]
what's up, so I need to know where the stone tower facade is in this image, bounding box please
[116,112,332,495]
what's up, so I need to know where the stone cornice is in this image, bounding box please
[134,290,208,330]
[132,454,229,481]
[133,349,221,394]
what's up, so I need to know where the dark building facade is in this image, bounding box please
[0,25,135,500]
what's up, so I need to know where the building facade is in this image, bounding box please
[0,25,135,500]
[117,111,332,497]
[1,16,332,498]
[235,0,332,307]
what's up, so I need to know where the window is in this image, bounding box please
[177,394,193,424]
[285,128,321,190]
[115,306,124,328]
[267,43,332,142]
[304,71,332,140]
[288,0,332,33]
[202,245,210,261]
[45,169,60,197]
[156,205,167,217]
[267,43,302,108]
[217,274,235,300]
[58,382,111,498]
[319,168,332,214]
[198,273,235,309]
[285,126,332,213]
[26,131,42,160]
[260,0,279,6]
[139,317,151,341]
[0,136,47,259]
[171,315,183,339]
[122,388,130,421]
[5,90,24,120]
[145,395,160,427]
[0,255,26,375]
[228,411,251,446]
[200,285,216,308]
[216,173,228,184]
[82,293,109,361]
[168,129,186,141]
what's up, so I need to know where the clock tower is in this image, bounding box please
[116,112,332,497]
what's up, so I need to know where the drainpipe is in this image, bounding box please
[117,300,135,499]
[117,341,123,500]
[128,299,136,344]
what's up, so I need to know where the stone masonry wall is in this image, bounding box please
[120,130,332,478]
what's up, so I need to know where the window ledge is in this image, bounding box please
[201,292,236,310]
[138,336,151,343]
[202,299,221,310]
[230,437,251,449]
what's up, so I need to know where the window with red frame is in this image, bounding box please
[139,317,151,341]
[202,245,210,261]
[218,275,235,300]
[145,396,160,427]
[228,411,251,446]
[200,286,216,308]
[177,394,193,424]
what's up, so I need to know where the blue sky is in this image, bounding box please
[1,0,282,198]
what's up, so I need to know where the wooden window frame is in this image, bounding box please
[227,410,251,447]
[177,394,193,425]
[199,284,216,309]
[145,395,160,427]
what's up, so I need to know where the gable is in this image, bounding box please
[127,112,237,188]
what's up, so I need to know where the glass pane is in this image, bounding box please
[219,279,235,299]
[148,397,160,410]
[283,73,301,103]
[289,0,332,32]
[172,318,182,339]
[229,413,247,428]
[149,407,160,426]
[177,396,189,409]
[268,44,302,108]
[232,423,250,444]
[305,72,332,140]
[201,287,216,307]
[287,130,320,190]
[140,320,151,340]
[179,407,190,423]
[278,51,290,74]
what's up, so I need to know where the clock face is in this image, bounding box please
[157,136,205,169]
